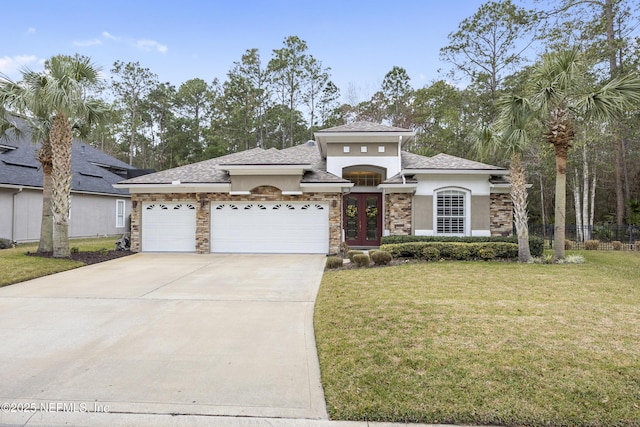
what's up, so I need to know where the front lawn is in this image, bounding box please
[314,251,640,426]
[0,237,120,287]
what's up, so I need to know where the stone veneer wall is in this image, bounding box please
[385,193,412,235]
[130,186,342,254]
[490,193,513,236]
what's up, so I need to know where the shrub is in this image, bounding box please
[585,240,600,250]
[325,257,343,269]
[612,241,623,251]
[352,253,371,267]
[379,243,424,258]
[421,246,440,261]
[370,250,392,266]
[530,254,555,264]
[562,254,586,264]
[0,238,13,249]
[382,241,518,261]
[485,242,519,259]
[478,248,496,260]
[449,244,471,260]
[565,240,573,250]
[528,236,544,257]
[347,250,364,263]
[71,247,80,254]
[380,235,544,257]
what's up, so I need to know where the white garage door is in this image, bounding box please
[141,203,196,252]
[210,202,329,254]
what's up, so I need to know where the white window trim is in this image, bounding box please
[116,199,126,228]
[433,187,470,236]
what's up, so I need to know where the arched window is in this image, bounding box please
[435,189,468,235]
[342,165,386,187]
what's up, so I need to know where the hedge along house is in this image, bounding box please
[114,122,513,255]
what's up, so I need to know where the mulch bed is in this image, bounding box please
[26,250,135,265]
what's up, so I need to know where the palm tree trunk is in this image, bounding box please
[36,140,54,253]
[50,113,73,258]
[510,154,532,262]
[38,163,54,253]
[554,144,568,260]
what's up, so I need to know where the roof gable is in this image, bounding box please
[316,121,411,133]
[401,151,506,171]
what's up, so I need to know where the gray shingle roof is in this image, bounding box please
[119,138,505,187]
[0,128,140,195]
[218,147,310,165]
[316,121,412,133]
[120,157,227,184]
[401,152,506,171]
[121,141,350,185]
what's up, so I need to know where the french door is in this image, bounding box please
[344,193,382,247]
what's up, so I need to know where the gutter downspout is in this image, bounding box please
[12,187,23,243]
[398,136,402,176]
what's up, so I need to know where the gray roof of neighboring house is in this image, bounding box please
[316,121,412,133]
[0,129,140,196]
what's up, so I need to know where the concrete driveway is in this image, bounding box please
[0,253,328,424]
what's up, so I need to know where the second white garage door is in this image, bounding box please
[210,202,329,254]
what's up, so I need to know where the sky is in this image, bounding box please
[2,0,529,103]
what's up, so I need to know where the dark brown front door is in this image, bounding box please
[344,193,382,247]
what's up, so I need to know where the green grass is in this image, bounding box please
[0,237,118,288]
[314,251,640,426]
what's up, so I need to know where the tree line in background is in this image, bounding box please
[3,0,640,258]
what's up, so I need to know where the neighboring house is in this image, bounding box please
[0,133,147,243]
[115,122,513,255]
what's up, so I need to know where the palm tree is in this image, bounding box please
[477,98,533,263]
[0,92,56,253]
[496,49,640,260]
[0,56,108,257]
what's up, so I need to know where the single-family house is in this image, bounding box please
[0,133,147,243]
[114,122,513,254]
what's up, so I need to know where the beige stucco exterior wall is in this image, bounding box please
[471,195,490,231]
[327,142,399,157]
[230,175,302,192]
[413,195,432,230]
[130,186,343,255]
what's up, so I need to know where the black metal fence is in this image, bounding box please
[527,224,640,250]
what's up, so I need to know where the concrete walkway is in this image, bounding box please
[0,254,328,425]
